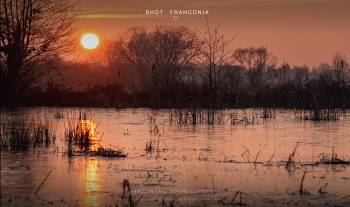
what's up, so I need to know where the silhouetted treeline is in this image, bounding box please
[3,56,349,109]
[1,24,350,109]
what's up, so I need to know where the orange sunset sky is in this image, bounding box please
[74,0,350,66]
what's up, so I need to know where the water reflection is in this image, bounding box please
[83,158,100,207]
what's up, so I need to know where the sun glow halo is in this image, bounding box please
[80,33,100,50]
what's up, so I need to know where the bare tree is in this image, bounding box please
[233,47,272,88]
[149,26,200,92]
[0,0,75,96]
[200,20,235,107]
[331,53,348,86]
[108,26,200,105]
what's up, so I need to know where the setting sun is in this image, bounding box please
[80,33,100,49]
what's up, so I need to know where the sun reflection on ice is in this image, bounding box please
[83,158,100,207]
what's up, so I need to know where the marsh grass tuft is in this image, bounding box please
[285,145,302,170]
[64,120,98,153]
[145,115,168,158]
[93,146,127,158]
[260,108,276,119]
[64,118,126,157]
[145,133,166,159]
[318,147,350,165]
[230,110,259,125]
[145,139,156,153]
[168,109,264,126]
[0,119,56,151]
[169,109,225,125]
[64,111,101,153]
[294,109,342,121]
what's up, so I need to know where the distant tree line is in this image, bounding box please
[1,3,349,109]
[102,26,350,109]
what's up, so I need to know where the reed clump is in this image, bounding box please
[295,108,342,121]
[169,109,263,126]
[145,139,156,153]
[64,121,97,153]
[0,119,56,151]
[94,146,127,158]
[169,109,225,125]
[285,145,302,170]
[145,115,168,159]
[230,109,260,125]
[146,115,159,154]
[318,147,350,165]
[64,119,127,157]
[260,107,276,119]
